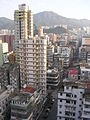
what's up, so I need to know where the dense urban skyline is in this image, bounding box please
[0,0,90,20]
[0,1,90,120]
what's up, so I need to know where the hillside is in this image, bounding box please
[0,11,90,30]
[34,11,90,28]
[0,17,14,30]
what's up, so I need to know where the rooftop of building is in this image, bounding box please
[80,66,90,71]
[21,86,36,94]
[68,68,78,71]
[63,78,90,89]
[0,86,7,94]
[62,79,90,89]
[47,69,58,74]
[83,36,90,38]
[11,92,31,105]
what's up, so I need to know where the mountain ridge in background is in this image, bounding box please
[0,17,14,30]
[34,11,90,28]
[0,11,90,30]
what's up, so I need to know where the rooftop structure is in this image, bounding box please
[47,69,59,89]
[11,87,42,120]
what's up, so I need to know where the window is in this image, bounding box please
[85,105,90,108]
[73,113,75,116]
[66,94,71,97]
[66,86,69,89]
[60,100,62,102]
[65,112,70,116]
[74,95,77,98]
[59,105,62,108]
[74,101,76,105]
[66,100,70,103]
[80,98,82,101]
[80,92,82,94]
[59,111,62,114]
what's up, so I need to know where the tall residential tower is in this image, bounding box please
[14,4,47,97]
[14,4,33,62]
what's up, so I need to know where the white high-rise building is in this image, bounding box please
[57,81,84,120]
[14,4,47,96]
[2,43,8,53]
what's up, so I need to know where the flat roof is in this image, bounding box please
[12,93,31,105]
[21,86,36,94]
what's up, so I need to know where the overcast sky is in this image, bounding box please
[0,0,90,20]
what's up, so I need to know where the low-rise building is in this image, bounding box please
[80,66,90,80]
[47,69,59,89]
[11,87,42,120]
[0,34,15,52]
[0,85,13,120]
[11,92,34,120]
[57,46,71,68]
[68,68,78,80]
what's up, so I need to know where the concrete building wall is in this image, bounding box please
[0,40,3,67]
[14,4,47,97]
[57,85,84,120]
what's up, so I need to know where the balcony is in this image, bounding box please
[65,103,76,107]
[83,107,90,112]
[65,107,76,112]
[84,100,90,105]
[82,113,90,119]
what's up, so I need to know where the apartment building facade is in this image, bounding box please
[57,82,84,120]
[14,4,47,97]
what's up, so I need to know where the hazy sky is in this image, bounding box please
[0,0,90,20]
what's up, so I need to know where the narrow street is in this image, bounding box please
[38,90,57,120]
